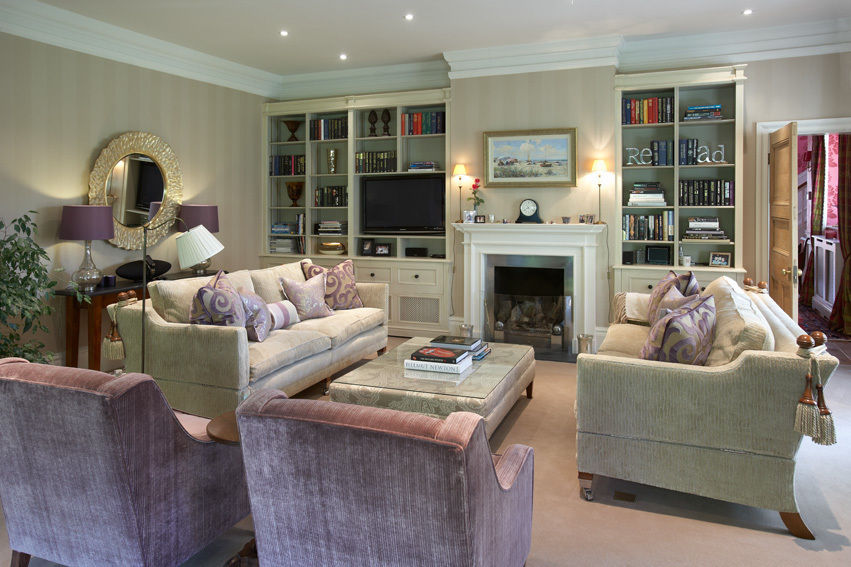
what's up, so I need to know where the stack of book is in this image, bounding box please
[315,220,344,235]
[683,104,722,121]
[627,183,666,206]
[269,237,294,254]
[408,161,438,172]
[403,336,491,376]
[622,212,674,241]
[682,216,728,240]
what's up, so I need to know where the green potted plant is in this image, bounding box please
[0,212,87,363]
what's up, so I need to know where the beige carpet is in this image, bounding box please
[3,337,851,565]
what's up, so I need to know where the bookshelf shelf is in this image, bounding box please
[402,133,446,139]
[310,138,348,143]
[614,65,746,291]
[355,135,397,141]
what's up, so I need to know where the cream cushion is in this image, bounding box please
[248,329,331,382]
[288,307,387,348]
[598,323,650,358]
[250,259,311,303]
[150,270,254,324]
[747,291,804,354]
[701,276,774,366]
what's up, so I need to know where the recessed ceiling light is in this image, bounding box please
[404,13,414,21]
[742,8,753,15]
[339,53,348,61]
[280,30,288,37]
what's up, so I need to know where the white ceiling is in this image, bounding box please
[33,0,851,76]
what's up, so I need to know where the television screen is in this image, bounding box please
[362,175,445,234]
[135,160,164,212]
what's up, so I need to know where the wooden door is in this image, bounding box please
[769,122,799,319]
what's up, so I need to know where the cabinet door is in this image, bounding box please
[618,269,668,293]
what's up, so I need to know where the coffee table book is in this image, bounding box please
[404,357,472,374]
[430,335,483,350]
[411,346,471,364]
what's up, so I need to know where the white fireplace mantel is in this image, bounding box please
[453,223,607,347]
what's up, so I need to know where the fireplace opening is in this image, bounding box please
[485,255,574,362]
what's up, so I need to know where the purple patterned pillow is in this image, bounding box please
[189,271,246,327]
[677,271,700,296]
[647,271,700,325]
[268,300,300,329]
[280,273,334,320]
[301,259,363,310]
[650,285,698,325]
[640,295,716,365]
[238,288,272,342]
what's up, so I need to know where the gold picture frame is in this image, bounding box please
[483,128,577,187]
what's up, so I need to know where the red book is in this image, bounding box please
[411,346,471,364]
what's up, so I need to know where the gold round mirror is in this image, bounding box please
[88,132,183,250]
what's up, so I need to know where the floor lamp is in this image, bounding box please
[591,160,607,224]
[140,220,223,374]
[453,163,467,223]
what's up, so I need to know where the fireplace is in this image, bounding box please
[485,255,574,360]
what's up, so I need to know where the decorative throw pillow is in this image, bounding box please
[238,288,272,342]
[301,259,363,310]
[650,285,698,325]
[647,271,700,326]
[268,300,301,329]
[189,271,246,327]
[280,273,334,320]
[677,271,700,297]
[640,295,716,365]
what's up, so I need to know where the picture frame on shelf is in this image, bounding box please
[561,216,571,224]
[474,215,486,224]
[375,243,391,256]
[483,128,577,187]
[360,238,375,256]
[709,251,731,267]
[579,214,595,224]
[463,210,476,224]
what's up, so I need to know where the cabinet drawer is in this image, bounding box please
[396,267,438,287]
[621,272,664,293]
[357,266,391,283]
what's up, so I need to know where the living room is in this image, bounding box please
[2,1,851,565]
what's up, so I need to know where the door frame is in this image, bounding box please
[754,117,851,283]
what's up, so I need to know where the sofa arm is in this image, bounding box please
[114,300,250,390]
[576,350,838,459]
[357,282,389,313]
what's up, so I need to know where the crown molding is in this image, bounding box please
[443,36,622,79]
[0,0,283,97]
[275,60,450,101]
[618,18,851,71]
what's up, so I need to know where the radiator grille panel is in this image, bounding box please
[399,296,440,324]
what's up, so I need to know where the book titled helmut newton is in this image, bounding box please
[405,346,472,374]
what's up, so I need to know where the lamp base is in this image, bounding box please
[72,240,102,292]
[190,257,212,276]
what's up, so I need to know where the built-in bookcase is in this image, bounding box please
[613,65,747,292]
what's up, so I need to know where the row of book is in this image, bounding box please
[270,223,300,235]
[678,179,735,207]
[310,118,347,141]
[622,212,675,241]
[269,237,294,254]
[683,104,723,121]
[622,96,674,125]
[650,140,675,166]
[269,154,306,176]
[408,161,438,172]
[403,336,490,378]
[627,182,666,207]
[400,112,446,136]
[315,186,348,207]
[355,151,397,173]
[682,216,728,241]
[313,221,346,235]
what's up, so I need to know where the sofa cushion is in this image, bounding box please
[597,323,650,358]
[151,270,254,324]
[701,276,774,366]
[281,273,334,320]
[301,259,364,310]
[268,300,300,330]
[640,295,716,365]
[189,271,247,328]
[239,288,273,342]
[288,307,386,348]
[647,271,700,326]
[248,330,331,382]
[747,291,803,353]
[250,260,310,303]
[650,285,698,325]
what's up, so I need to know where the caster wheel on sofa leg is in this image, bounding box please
[582,488,594,501]
[578,471,594,501]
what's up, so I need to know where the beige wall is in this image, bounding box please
[0,32,264,366]
[449,66,618,329]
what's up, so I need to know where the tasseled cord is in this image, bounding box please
[102,291,138,361]
[794,332,837,446]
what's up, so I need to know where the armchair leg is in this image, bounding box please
[578,472,594,501]
[324,377,332,396]
[525,381,534,399]
[780,512,815,539]
[377,346,387,356]
[11,551,31,567]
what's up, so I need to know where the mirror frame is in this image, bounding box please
[88,131,183,250]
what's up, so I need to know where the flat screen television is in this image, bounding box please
[361,174,445,234]
[134,160,165,212]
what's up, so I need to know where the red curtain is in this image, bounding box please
[801,136,826,306]
[829,135,851,334]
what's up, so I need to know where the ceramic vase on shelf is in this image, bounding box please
[286,182,304,207]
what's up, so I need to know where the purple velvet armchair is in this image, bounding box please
[0,358,250,567]
[237,390,535,567]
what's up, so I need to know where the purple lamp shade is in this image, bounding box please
[148,201,162,221]
[179,204,219,233]
[58,205,115,240]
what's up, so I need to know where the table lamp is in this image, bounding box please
[452,164,467,222]
[178,204,220,274]
[591,160,607,224]
[58,205,115,292]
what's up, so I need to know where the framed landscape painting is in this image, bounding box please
[483,128,577,187]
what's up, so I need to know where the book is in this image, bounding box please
[472,347,491,361]
[404,358,472,374]
[429,335,483,350]
[410,346,471,364]
[403,367,472,384]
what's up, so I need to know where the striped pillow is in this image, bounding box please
[268,300,300,330]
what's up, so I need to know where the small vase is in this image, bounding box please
[286,182,304,206]
[327,149,337,174]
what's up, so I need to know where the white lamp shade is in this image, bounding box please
[591,159,607,173]
[176,225,224,269]
[452,164,467,177]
